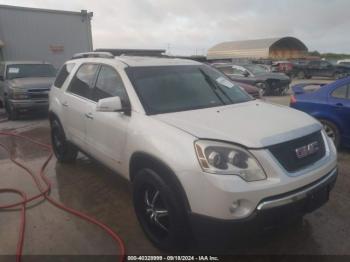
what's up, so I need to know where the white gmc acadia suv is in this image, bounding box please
[49,53,337,250]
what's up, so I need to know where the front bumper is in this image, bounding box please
[189,168,337,237]
[10,99,49,111]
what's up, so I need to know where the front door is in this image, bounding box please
[86,64,130,172]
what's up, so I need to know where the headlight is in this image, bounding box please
[12,93,29,99]
[194,140,266,182]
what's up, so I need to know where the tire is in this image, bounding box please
[5,101,19,120]
[133,168,190,251]
[256,82,269,96]
[334,72,344,80]
[50,118,78,162]
[297,71,305,79]
[319,119,340,148]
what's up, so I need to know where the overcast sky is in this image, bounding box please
[1,0,349,55]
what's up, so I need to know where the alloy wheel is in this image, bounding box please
[141,185,170,238]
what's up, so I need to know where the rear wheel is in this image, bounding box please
[133,168,190,251]
[50,118,78,162]
[319,119,340,148]
[334,72,344,80]
[297,71,305,79]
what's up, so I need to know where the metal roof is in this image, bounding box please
[207,37,307,60]
[0,4,89,16]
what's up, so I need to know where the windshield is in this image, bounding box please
[6,64,56,80]
[244,64,268,75]
[126,65,252,115]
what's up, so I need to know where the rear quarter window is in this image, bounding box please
[54,63,76,88]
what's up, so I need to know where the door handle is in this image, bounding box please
[61,101,69,107]
[85,112,94,120]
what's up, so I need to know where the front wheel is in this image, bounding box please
[319,119,340,148]
[5,101,19,120]
[133,168,190,251]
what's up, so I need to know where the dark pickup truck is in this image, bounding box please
[293,60,350,79]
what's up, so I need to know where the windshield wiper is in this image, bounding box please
[199,69,234,104]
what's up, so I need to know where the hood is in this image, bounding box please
[235,82,259,93]
[153,101,322,148]
[254,72,290,81]
[8,77,54,90]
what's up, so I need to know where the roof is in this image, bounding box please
[0,4,92,16]
[2,61,53,65]
[116,56,200,67]
[68,56,201,67]
[207,37,308,60]
[95,48,166,57]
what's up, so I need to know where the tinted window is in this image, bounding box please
[126,65,251,115]
[91,66,128,103]
[332,85,349,99]
[68,64,99,99]
[54,63,75,88]
[6,64,56,79]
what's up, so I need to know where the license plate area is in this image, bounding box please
[305,184,329,212]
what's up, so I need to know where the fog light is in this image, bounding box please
[229,200,240,213]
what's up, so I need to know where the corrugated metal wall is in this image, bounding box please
[0,5,93,68]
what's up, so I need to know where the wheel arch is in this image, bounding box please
[312,112,343,134]
[129,152,191,212]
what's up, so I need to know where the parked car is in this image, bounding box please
[213,63,291,96]
[50,53,337,250]
[337,59,350,66]
[290,78,350,148]
[0,61,56,120]
[271,61,294,77]
[293,60,350,80]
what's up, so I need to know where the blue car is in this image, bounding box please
[290,77,350,148]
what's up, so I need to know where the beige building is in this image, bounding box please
[207,37,308,60]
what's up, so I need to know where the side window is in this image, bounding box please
[331,85,349,99]
[309,61,319,68]
[54,63,75,88]
[67,64,99,100]
[320,61,330,68]
[91,65,128,103]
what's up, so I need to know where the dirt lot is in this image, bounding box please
[0,79,349,258]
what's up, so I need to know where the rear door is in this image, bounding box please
[328,84,350,140]
[86,64,130,171]
[63,63,99,149]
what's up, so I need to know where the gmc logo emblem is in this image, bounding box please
[295,141,319,159]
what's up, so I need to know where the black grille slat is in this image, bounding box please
[269,131,326,172]
[28,93,48,99]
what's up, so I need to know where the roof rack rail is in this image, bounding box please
[71,52,114,59]
[95,48,166,57]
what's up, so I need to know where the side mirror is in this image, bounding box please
[96,96,130,113]
[243,71,249,77]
